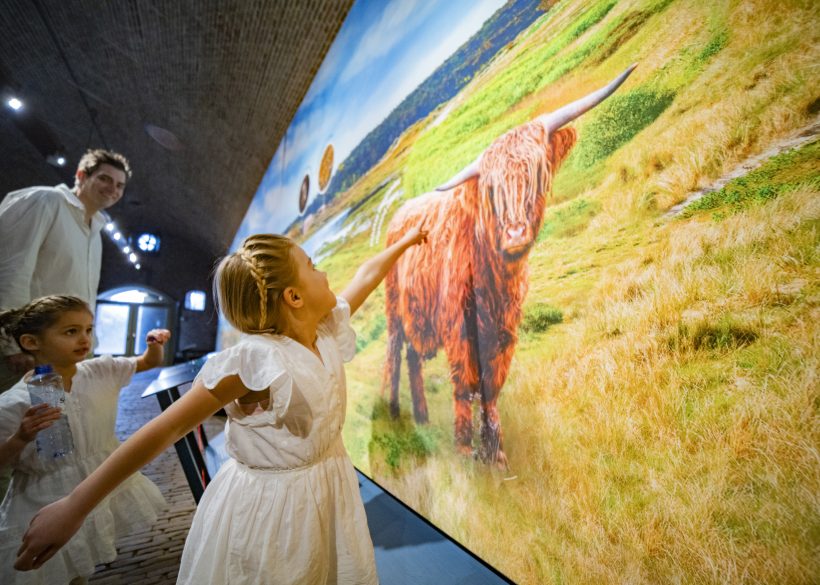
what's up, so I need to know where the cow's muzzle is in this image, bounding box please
[501,223,534,256]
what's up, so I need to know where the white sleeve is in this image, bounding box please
[319,296,357,362]
[0,387,29,445]
[195,340,293,420]
[0,188,60,310]
[82,355,138,398]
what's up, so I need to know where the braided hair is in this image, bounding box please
[214,234,299,334]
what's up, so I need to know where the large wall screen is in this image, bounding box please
[227,1,819,582]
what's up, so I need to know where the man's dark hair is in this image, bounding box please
[76,149,132,182]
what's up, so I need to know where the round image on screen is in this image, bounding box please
[299,174,310,213]
[318,144,334,192]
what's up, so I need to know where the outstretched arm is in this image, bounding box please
[340,221,428,315]
[135,329,171,373]
[15,375,249,571]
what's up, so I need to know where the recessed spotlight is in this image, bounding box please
[105,223,115,232]
[46,153,67,168]
[7,97,22,111]
[129,253,137,263]
[123,246,131,254]
[113,232,122,241]
[135,263,141,270]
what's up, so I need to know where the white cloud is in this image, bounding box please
[339,0,437,85]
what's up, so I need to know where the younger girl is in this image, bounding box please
[0,295,169,584]
[16,226,427,584]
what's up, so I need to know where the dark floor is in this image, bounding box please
[84,368,512,584]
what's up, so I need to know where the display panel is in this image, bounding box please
[227,1,819,582]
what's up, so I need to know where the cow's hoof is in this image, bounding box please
[478,448,508,470]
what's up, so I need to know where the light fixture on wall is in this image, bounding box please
[184,290,206,311]
[6,97,23,111]
[102,219,141,271]
[136,232,160,254]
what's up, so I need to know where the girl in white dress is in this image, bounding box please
[0,295,169,584]
[15,225,427,585]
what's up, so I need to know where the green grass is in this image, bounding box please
[697,29,729,64]
[369,399,441,471]
[520,303,564,333]
[565,88,677,171]
[682,139,820,219]
[402,0,686,205]
[402,0,620,199]
[538,197,600,240]
[667,316,760,354]
[356,313,386,351]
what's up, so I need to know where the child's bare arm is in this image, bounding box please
[135,329,171,373]
[0,404,61,468]
[340,221,428,315]
[15,375,249,570]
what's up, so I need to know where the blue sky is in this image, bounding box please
[233,0,504,247]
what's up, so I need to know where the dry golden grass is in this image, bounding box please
[347,185,818,584]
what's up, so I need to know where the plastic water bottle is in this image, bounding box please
[27,364,74,459]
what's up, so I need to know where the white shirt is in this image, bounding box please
[0,184,105,353]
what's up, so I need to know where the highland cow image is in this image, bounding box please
[384,66,636,467]
[228,1,819,583]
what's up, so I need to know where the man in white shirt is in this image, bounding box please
[0,149,131,391]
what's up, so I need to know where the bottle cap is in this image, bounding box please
[33,364,54,375]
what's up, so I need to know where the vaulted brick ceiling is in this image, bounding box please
[0,0,353,259]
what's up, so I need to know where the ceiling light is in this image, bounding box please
[113,232,122,241]
[129,253,137,263]
[46,153,68,168]
[6,97,22,111]
[135,263,141,270]
[123,246,131,254]
[105,222,115,231]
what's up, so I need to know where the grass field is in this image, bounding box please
[300,1,820,582]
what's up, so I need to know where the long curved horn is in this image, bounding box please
[536,63,637,133]
[435,156,481,191]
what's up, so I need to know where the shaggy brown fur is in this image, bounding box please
[384,123,577,466]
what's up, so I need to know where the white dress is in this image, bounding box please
[177,297,378,585]
[0,355,166,584]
